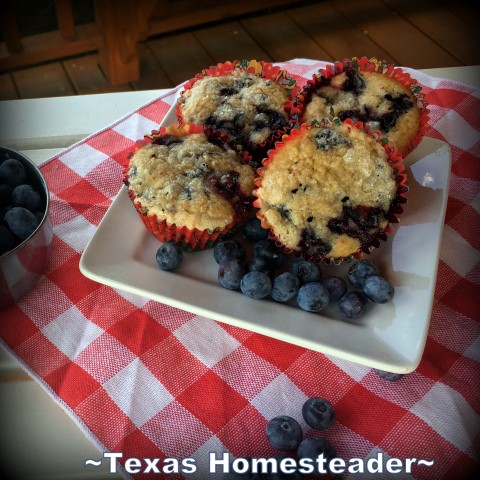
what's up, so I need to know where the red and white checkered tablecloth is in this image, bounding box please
[1,59,479,480]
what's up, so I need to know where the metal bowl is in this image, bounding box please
[0,147,52,309]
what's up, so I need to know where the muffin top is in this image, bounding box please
[178,72,291,147]
[127,132,255,232]
[255,123,397,260]
[302,68,420,153]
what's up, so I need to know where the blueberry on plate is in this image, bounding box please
[296,282,329,312]
[271,272,299,303]
[362,275,395,303]
[243,217,269,243]
[155,241,183,271]
[214,239,246,265]
[302,397,335,430]
[266,416,303,451]
[321,276,347,302]
[218,259,245,290]
[253,239,284,268]
[297,437,336,464]
[375,369,404,382]
[347,259,379,288]
[337,291,368,320]
[0,158,27,186]
[248,256,273,276]
[240,271,272,299]
[4,206,39,240]
[11,184,42,211]
[291,259,321,284]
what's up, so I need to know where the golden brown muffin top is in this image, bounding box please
[256,123,397,259]
[127,133,255,231]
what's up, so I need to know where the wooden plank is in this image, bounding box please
[382,0,479,65]
[147,0,303,36]
[440,0,479,28]
[131,43,174,91]
[0,23,103,72]
[242,11,334,62]
[193,21,272,64]
[0,72,19,100]
[147,32,215,85]
[0,0,22,53]
[12,62,75,99]
[330,0,462,68]
[55,0,76,40]
[94,0,141,85]
[286,2,397,64]
[63,54,133,95]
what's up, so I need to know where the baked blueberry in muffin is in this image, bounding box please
[300,58,427,155]
[253,121,407,263]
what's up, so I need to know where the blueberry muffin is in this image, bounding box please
[253,121,407,262]
[300,58,428,155]
[177,60,298,155]
[125,125,255,250]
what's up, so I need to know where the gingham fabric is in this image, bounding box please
[1,59,479,480]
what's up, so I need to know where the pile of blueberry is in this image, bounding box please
[216,218,394,320]
[0,156,45,256]
[155,217,395,321]
[227,396,337,479]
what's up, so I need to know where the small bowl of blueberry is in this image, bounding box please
[0,147,52,309]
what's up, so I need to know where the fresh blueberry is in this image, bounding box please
[302,397,335,430]
[218,259,245,290]
[155,241,183,271]
[266,416,303,451]
[248,256,273,275]
[11,184,42,212]
[4,207,39,240]
[0,158,27,186]
[296,282,329,312]
[375,369,404,382]
[347,259,379,288]
[214,239,246,265]
[296,437,336,464]
[322,276,347,302]
[337,291,368,320]
[362,275,395,303]
[0,225,16,254]
[271,272,300,303]
[240,271,272,299]
[243,217,269,243]
[253,239,284,267]
[0,183,13,207]
[291,259,321,284]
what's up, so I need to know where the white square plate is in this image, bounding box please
[80,107,451,373]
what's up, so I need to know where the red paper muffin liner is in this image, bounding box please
[253,120,408,264]
[297,56,430,158]
[124,124,252,251]
[176,59,302,157]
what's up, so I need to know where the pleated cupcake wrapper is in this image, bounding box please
[296,56,430,158]
[176,59,302,155]
[253,120,408,265]
[124,124,251,251]
[127,189,238,251]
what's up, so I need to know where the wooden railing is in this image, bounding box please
[0,0,302,85]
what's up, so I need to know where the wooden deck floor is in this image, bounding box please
[1,0,478,101]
